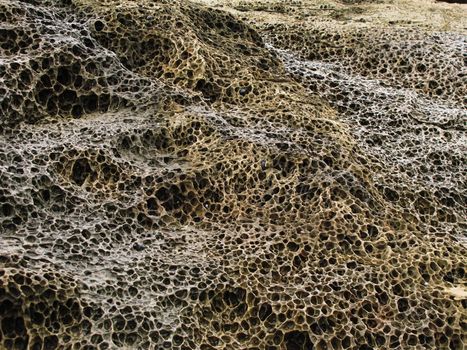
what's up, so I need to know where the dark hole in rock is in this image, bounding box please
[57,67,72,86]
[46,98,58,114]
[367,225,379,238]
[94,20,105,31]
[99,93,110,111]
[37,89,53,105]
[43,335,58,350]
[284,330,314,350]
[223,288,245,307]
[71,104,83,118]
[377,291,389,305]
[19,70,32,85]
[1,299,27,340]
[147,197,157,211]
[58,89,77,106]
[384,188,399,201]
[74,75,83,89]
[1,316,16,336]
[83,38,95,49]
[397,298,409,312]
[195,79,219,102]
[258,302,272,321]
[359,345,374,350]
[82,93,99,113]
[1,203,14,216]
[155,187,170,202]
[40,74,52,87]
[30,310,44,325]
[71,158,92,186]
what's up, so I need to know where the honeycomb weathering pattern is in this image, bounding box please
[0,0,466,348]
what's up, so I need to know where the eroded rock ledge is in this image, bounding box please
[0,0,465,349]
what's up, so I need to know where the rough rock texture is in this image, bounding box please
[0,0,466,349]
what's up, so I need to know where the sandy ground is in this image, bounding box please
[193,0,467,33]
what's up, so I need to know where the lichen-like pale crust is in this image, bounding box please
[0,0,465,349]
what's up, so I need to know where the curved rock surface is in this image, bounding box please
[0,0,466,349]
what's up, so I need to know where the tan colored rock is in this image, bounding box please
[0,0,465,349]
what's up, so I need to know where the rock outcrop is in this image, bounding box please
[0,0,465,349]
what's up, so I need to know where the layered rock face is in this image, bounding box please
[0,0,465,349]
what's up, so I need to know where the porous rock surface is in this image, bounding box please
[0,0,466,349]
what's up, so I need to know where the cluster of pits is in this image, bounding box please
[263,24,466,104]
[0,0,465,349]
